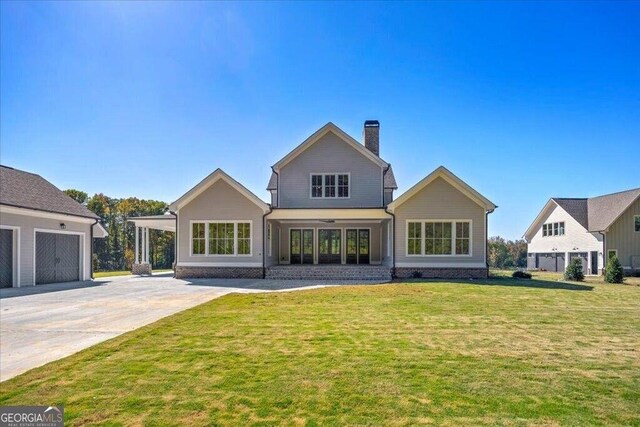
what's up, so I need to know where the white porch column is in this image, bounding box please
[135,226,139,264]
[145,227,150,264]
[565,252,570,270]
[140,227,146,264]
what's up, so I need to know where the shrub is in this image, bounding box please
[512,270,532,279]
[564,258,585,281]
[412,271,422,279]
[604,255,624,284]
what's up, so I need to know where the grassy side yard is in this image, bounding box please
[1,278,639,425]
[491,268,640,286]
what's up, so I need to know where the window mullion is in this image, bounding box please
[205,222,209,255]
[234,222,238,256]
[452,221,457,255]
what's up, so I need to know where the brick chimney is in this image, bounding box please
[363,120,380,156]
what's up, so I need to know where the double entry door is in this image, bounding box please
[290,229,314,264]
[346,229,370,264]
[291,228,371,265]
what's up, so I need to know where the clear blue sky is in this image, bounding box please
[1,1,638,239]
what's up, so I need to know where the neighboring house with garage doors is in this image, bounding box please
[523,188,640,275]
[131,121,497,280]
[0,165,108,288]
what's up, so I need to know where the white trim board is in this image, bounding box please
[0,225,21,287]
[268,208,390,221]
[0,205,97,223]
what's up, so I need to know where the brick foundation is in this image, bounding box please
[175,266,263,279]
[132,263,152,275]
[394,267,488,280]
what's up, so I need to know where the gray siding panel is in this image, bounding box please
[394,177,486,266]
[606,197,640,270]
[177,180,264,265]
[278,131,383,208]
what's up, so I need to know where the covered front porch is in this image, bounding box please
[266,208,393,268]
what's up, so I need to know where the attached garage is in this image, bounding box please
[35,232,81,285]
[0,165,107,288]
[534,252,565,272]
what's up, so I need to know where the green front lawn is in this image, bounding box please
[1,278,639,425]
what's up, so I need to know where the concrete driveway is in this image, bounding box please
[0,273,378,381]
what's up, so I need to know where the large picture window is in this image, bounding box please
[310,173,349,198]
[190,221,252,256]
[209,223,234,255]
[425,222,452,255]
[407,220,471,256]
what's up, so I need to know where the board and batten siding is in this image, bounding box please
[0,211,91,286]
[393,177,486,267]
[278,131,383,208]
[177,179,264,266]
[527,203,603,271]
[606,197,640,270]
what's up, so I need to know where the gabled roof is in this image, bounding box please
[587,188,640,232]
[553,198,589,229]
[384,165,398,189]
[387,166,496,212]
[523,198,578,241]
[272,122,388,171]
[0,165,99,219]
[523,187,640,240]
[169,168,270,213]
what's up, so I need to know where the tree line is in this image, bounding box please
[488,236,527,269]
[64,189,174,272]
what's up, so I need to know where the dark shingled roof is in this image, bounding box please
[552,198,589,229]
[267,172,277,190]
[384,166,398,189]
[587,188,640,232]
[0,165,99,219]
[550,188,640,232]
